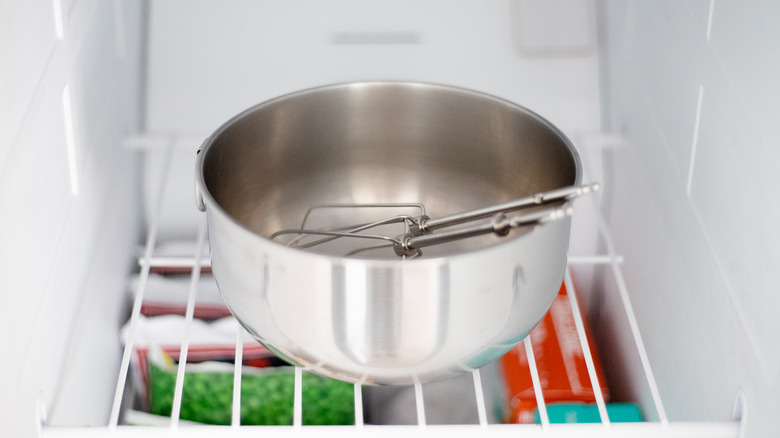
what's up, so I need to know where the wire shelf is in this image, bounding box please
[41,143,739,437]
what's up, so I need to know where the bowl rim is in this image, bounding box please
[195,80,582,264]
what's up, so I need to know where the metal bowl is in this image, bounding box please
[196,81,580,384]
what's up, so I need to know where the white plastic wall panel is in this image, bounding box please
[0,0,59,170]
[144,0,600,137]
[687,2,780,376]
[515,0,595,55]
[0,0,145,435]
[600,1,779,436]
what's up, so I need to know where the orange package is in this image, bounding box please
[500,281,609,423]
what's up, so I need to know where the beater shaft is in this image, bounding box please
[393,202,573,257]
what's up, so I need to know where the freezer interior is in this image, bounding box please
[1,1,778,436]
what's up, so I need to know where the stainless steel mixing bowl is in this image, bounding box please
[195,81,581,384]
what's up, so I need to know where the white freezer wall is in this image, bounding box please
[0,0,603,434]
[598,1,779,436]
[3,0,779,436]
[0,0,145,435]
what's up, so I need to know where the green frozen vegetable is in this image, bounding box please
[148,359,354,425]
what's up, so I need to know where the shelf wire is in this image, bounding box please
[592,201,670,425]
[354,383,364,427]
[107,151,684,433]
[231,323,244,427]
[471,369,489,427]
[524,336,550,428]
[414,377,426,427]
[564,268,611,426]
[169,217,207,429]
[108,143,174,429]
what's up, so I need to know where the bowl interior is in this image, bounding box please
[201,82,579,258]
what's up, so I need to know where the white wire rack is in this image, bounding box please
[41,144,741,437]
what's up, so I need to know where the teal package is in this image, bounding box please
[534,402,643,424]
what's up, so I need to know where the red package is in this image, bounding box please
[500,281,609,423]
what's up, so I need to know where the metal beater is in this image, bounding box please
[270,182,599,258]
